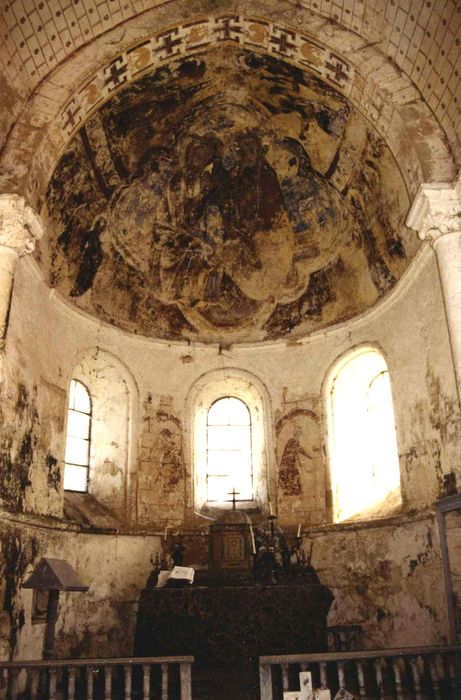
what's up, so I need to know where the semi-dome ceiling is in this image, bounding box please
[37,45,418,344]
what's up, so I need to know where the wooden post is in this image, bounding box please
[43,590,60,660]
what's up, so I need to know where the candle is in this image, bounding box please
[297,523,301,538]
[269,501,273,516]
[164,525,168,541]
[249,525,256,554]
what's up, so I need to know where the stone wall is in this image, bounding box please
[0,511,161,665]
[0,243,459,657]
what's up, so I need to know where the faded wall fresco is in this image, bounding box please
[276,406,326,526]
[0,372,65,518]
[138,395,185,527]
[40,46,417,343]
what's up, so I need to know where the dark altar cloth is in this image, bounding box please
[134,584,333,666]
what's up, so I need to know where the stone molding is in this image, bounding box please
[0,194,43,256]
[406,178,461,242]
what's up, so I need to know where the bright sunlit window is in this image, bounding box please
[327,348,401,522]
[63,379,92,492]
[206,396,253,502]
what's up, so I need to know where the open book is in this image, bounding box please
[165,566,195,587]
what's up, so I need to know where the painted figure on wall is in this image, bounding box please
[276,407,326,525]
[43,48,415,343]
[137,396,185,526]
[279,425,312,496]
[157,428,182,490]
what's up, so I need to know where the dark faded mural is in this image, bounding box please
[40,46,417,343]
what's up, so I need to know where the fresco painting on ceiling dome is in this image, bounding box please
[40,47,418,343]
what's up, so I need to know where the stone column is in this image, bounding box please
[0,194,43,349]
[407,179,461,401]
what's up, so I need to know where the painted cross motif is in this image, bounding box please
[62,100,82,135]
[155,29,183,59]
[104,57,128,91]
[325,53,350,87]
[214,16,242,43]
[269,27,296,56]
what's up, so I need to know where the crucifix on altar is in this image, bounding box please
[208,487,254,572]
[228,487,239,510]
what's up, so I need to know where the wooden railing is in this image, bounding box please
[259,645,461,699]
[0,655,194,700]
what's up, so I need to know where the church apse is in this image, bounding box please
[39,45,418,345]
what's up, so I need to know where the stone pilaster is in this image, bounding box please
[407,178,461,401]
[0,194,43,347]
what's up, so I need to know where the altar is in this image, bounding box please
[134,581,333,666]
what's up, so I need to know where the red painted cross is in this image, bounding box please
[62,102,81,134]
[269,29,296,55]
[156,29,182,56]
[214,16,242,42]
[325,56,349,85]
[104,58,128,89]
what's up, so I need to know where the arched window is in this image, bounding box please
[63,379,92,492]
[206,396,253,503]
[327,347,401,522]
[189,369,272,513]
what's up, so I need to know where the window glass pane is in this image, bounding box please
[207,397,250,426]
[207,475,232,501]
[329,349,401,522]
[207,449,244,474]
[66,410,90,440]
[65,436,89,467]
[73,381,91,414]
[232,475,253,500]
[207,474,253,501]
[206,396,252,502]
[63,464,88,492]
[207,425,251,451]
[225,397,250,425]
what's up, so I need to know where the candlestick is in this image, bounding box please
[249,524,256,554]
[269,501,273,516]
[297,523,301,538]
[164,525,168,541]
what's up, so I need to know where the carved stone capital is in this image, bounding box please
[0,193,43,256]
[406,178,461,241]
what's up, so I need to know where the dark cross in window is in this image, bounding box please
[269,29,295,56]
[104,58,128,90]
[228,488,240,510]
[325,55,349,85]
[62,102,81,134]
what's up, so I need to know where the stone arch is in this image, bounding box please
[185,367,275,518]
[0,3,456,206]
[322,342,402,522]
[66,346,139,523]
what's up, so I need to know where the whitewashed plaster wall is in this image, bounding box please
[6,241,460,519]
[0,241,459,657]
[0,512,161,664]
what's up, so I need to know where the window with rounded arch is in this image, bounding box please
[206,396,253,503]
[63,379,92,492]
[326,346,402,523]
[189,369,272,513]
